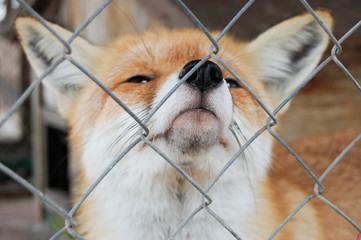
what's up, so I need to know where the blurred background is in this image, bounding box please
[0,0,360,239]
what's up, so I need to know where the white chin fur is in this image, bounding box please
[165,108,220,153]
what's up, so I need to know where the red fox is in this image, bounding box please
[15,10,361,239]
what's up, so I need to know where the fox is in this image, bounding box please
[15,10,361,239]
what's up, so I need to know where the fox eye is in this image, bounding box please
[126,75,153,84]
[225,78,241,88]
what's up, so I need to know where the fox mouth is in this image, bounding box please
[164,106,221,154]
[174,107,217,126]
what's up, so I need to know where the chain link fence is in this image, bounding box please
[0,0,360,239]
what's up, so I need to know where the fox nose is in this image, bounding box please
[179,60,223,92]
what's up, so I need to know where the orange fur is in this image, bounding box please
[15,10,360,239]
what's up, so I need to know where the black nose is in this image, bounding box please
[179,60,223,92]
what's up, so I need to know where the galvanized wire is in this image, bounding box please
[331,21,361,92]
[0,0,360,239]
[0,161,71,220]
[0,57,64,128]
[315,133,361,233]
[266,6,361,238]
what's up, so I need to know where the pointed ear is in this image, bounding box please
[244,10,333,108]
[15,17,100,117]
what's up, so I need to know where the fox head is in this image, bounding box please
[16,11,333,239]
[16,11,332,183]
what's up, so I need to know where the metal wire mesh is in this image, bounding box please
[0,0,360,239]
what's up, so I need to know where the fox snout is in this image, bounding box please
[164,60,228,154]
[179,60,224,92]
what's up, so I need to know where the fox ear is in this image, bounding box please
[15,17,99,117]
[244,11,333,108]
